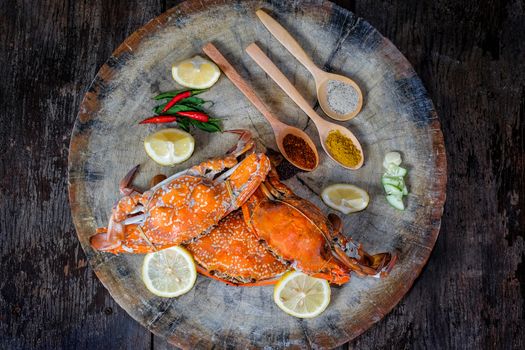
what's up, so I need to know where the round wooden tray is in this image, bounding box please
[68,0,446,348]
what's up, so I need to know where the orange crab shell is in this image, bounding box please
[185,210,288,285]
[243,185,351,285]
[139,152,271,246]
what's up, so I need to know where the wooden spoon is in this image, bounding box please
[256,9,363,121]
[246,43,364,170]
[202,42,319,171]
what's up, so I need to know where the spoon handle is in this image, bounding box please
[256,10,321,77]
[202,42,280,127]
[246,43,323,125]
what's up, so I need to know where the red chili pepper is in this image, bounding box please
[139,115,177,124]
[161,90,192,113]
[176,111,209,122]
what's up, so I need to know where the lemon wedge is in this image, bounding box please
[144,128,195,166]
[273,271,331,318]
[142,246,197,298]
[321,183,369,214]
[172,55,221,89]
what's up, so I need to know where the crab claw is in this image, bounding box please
[227,152,271,209]
[225,129,255,156]
[119,164,141,196]
[90,225,123,252]
[91,165,145,252]
[328,213,396,277]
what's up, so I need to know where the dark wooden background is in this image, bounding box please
[1,0,523,349]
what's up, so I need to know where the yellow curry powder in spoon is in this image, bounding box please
[325,130,362,167]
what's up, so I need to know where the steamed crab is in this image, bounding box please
[91,130,271,253]
[241,169,396,285]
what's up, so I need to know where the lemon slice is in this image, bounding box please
[321,183,369,214]
[172,55,221,89]
[273,271,331,318]
[144,128,195,166]
[142,246,197,298]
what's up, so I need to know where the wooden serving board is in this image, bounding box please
[68,0,446,348]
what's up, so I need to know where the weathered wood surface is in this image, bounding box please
[0,1,523,350]
[69,0,445,348]
[0,1,163,349]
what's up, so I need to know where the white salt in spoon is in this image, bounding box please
[256,9,363,121]
[246,43,364,170]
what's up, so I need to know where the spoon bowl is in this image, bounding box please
[274,124,319,171]
[256,9,363,121]
[202,42,319,171]
[317,73,363,121]
[317,120,364,170]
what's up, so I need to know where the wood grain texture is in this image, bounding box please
[1,1,524,350]
[348,1,525,349]
[67,0,444,349]
[0,0,163,349]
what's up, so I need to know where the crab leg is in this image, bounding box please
[195,265,281,287]
[119,164,141,195]
[311,271,350,284]
[195,265,239,287]
[129,205,144,215]
[331,247,378,276]
[91,226,176,254]
[327,213,395,276]
[225,129,255,156]
[121,214,146,225]
[237,278,281,287]
[214,161,242,183]
[91,165,148,252]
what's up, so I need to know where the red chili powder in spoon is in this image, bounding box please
[282,134,316,170]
